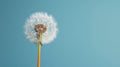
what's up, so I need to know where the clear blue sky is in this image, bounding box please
[0,0,120,67]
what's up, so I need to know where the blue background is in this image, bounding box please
[0,0,120,67]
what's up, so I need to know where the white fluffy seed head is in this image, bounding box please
[24,12,58,45]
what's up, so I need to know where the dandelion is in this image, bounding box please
[24,12,58,67]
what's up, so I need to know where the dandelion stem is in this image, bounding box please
[37,33,42,67]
